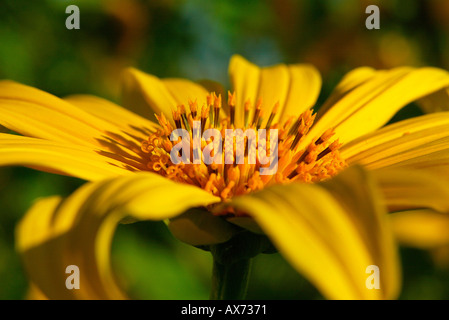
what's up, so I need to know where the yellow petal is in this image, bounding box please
[341,112,449,178]
[226,166,400,299]
[304,67,449,147]
[16,172,220,299]
[0,133,132,181]
[390,210,449,249]
[228,55,321,127]
[317,67,378,116]
[341,112,449,161]
[372,168,449,214]
[0,81,151,171]
[384,149,449,180]
[228,55,260,128]
[279,63,322,123]
[417,88,449,113]
[365,141,449,177]
[0,81,118,148]
[64,94,159,141]
[121,68,209,124]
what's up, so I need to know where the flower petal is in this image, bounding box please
[0,133,132,181]
[389,210,449,249]
[0,81,156,173]
[278,63,322,123]
[64,94,159,141]
[16,172,220,299]
[228,55,321,127]
[0,81,120,148]
[303,67,449,147]
[341,112,449,179]
[226,165,400,299]
[121,68,210,124]
[317,67,378,116]
[383,149,449,180]
[372,168,449,214]
[341,112,449,160]
[417,88,449,113]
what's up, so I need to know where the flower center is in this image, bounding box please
[141,92,346,201]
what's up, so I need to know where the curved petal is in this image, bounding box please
[0,81,119,148]
[228,55,321,127]
[226,165,400,300]
[389,210,449,249]
[382,149,449,180]
[0,81,150,170]
[64,95,159,141]
[0,133,132,181]
[317,67,378,116]
[279,63,322,123]
[417,88,449,113]
[341,112,449,160]
[303,67,449,147]
[16,172,220,299]
[372,168,449,214]
[121,68,210,124]
[341,112,449,178]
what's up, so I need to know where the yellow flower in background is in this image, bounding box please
[1,55,449,300]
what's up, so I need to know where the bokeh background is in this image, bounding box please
[1,0,449,299]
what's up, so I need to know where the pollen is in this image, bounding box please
[141,92,347,202]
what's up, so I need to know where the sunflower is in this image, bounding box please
[1,55,449,300]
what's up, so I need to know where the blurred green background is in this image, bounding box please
[1,0,449,299]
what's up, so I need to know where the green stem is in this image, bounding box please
[210,257,252,300]
[207,230,276,300]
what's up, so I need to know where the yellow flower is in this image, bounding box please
[1,55,449,300]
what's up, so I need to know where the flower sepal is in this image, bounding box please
[209,230,277,265]
[166,207,240,246]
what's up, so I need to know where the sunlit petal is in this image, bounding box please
[317,66,378,116]
[121,68,209,124]
[303,67,449,147]
[229,55,321,127]
[340,113,449,180]
[64,95,159,141]
[0,133,132,181]
[373,168,449,214]
[16,173,220,299]
[0,81,117,148]
[341,112,449,160]
[390,210,449,249]
[226,166,400,299]
[0,81,151,171]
